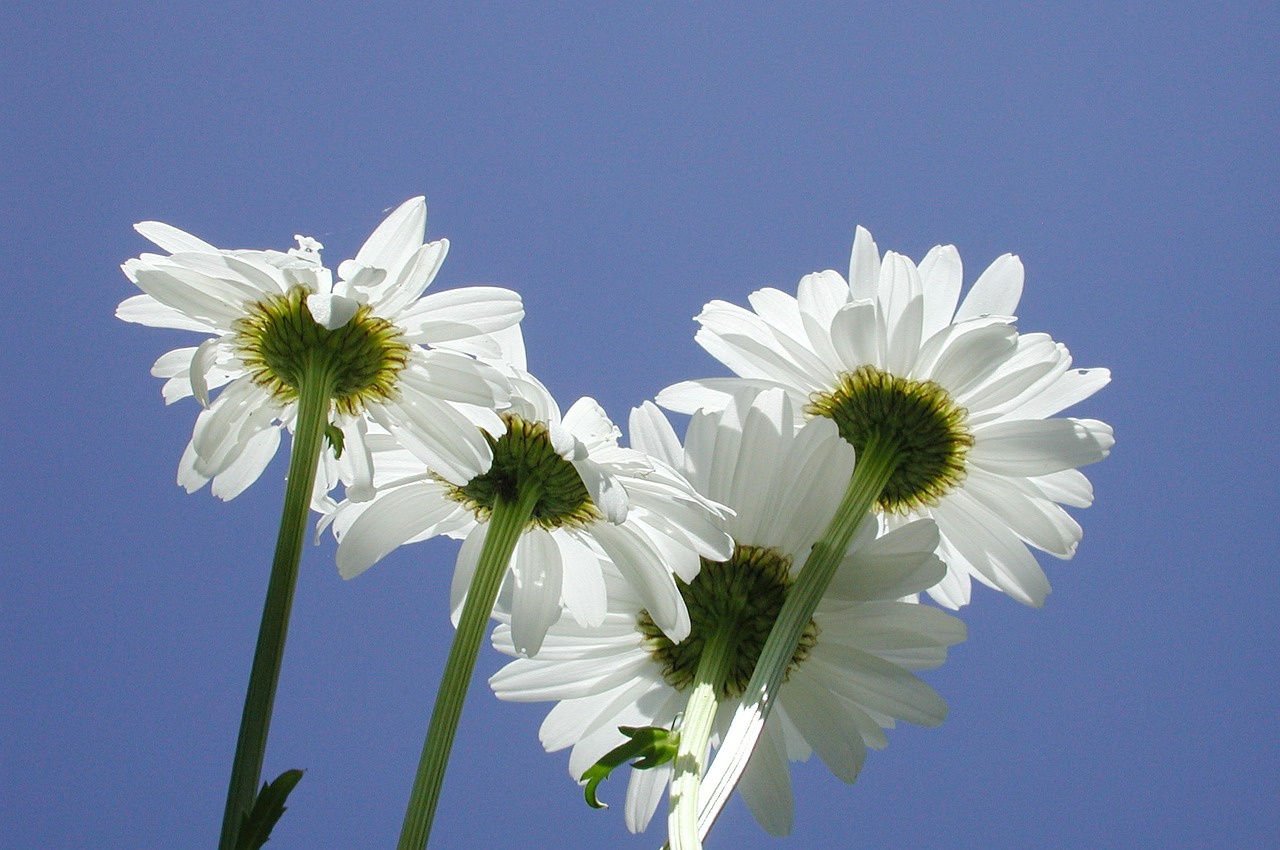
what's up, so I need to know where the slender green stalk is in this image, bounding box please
[397,483,543,850]
[218,355,335,850]
[668,622,739,850]
[690,434,899,843]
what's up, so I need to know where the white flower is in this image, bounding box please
[118,197,523,500]
[324,370,734,656]
[658,228,1114,608]
[490,389,964,834]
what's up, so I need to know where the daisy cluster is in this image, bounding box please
[119,200,1112,846]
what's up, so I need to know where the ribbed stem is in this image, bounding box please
[218,354,334,850]
[668,621,739,850]
[397,482,542,850]
[691,434,899,842]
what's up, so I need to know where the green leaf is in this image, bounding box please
[324,424,345,458]
[235,769,305,850]
[580,726,679,810]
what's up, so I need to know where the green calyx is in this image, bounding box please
[806,364,973,513]
[450,414,602,531]
[232,286,410,415]
[637,544,819,701]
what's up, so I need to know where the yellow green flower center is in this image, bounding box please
[232,285,409,415]
[637,544,819,700]
[449,414,602,530]
[806,365,973,513]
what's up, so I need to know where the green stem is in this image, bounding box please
[690,434,899,843]
[397,482,543,850]
[218,356,334,850]
[668,622,739,850]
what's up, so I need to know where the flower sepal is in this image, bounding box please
[580,725,680,810]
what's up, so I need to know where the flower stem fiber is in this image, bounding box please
[397,482,543,850]
[218,353,335,850]
[668,620,739,850]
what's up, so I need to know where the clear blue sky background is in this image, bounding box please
[4,3,1277,848]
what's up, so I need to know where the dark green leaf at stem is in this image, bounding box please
[235,769,305,850]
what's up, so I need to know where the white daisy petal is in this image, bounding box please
[999,366,1112,421]
[918,244,963,337]
[373,239,449,316]
[449,525,488,625]
[781,669,868,783]
[1026,468,1095,508]
[555,534,609,628]
[353,196,426,287]
[189,380,275,477]
[535,685,640,751]
[396,286,524,344]
[508,530,565,657]
[336,481,460,579]
[924,320,1018,395]
[879,253,924,375]
[955,253,1024,320]
[305,293,360,330]
[817,601,966,671]
[573,457,629,524]
[656,377,791,416]
[931,494,1052,606]
[563,397,623,451]
[591,522,690,642]
[369,392,494,486]
[176,440,210,493]
[134,221,221,254]
[969,417,1114,477]
[806,647,948,727]
[759,417,852,560]
[964,468,1083,558]
[848,225,881,301]
[736,714,795,837]
[796,270,852,370]
[628,402,684,469]
[489,651,654,703]
[398,349,509,408]
[624,759,674,834]
[209,425,280,501]
[829,299,882,372]
[129,266,250,329]
[828,518,943,601]
[189,337,220,407]
[116,293,218,332]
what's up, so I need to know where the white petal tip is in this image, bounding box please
[306,294,361,330]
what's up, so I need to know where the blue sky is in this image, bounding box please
[4,2,1277,848]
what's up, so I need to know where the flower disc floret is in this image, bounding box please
[806,365,973,514]
[450,413,603,530]
[233,285,410,416]
[637,544,819,701]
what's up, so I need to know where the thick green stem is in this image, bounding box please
[397,483,542,850]
[668,622,739,850]
[690,434,899,843]
[218,356,334,850]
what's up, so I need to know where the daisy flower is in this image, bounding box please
[658,227,1113,608]
[325,371,733,849]
[489,389,963,836]
[118,196,522,500]
[326,369,734,656]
